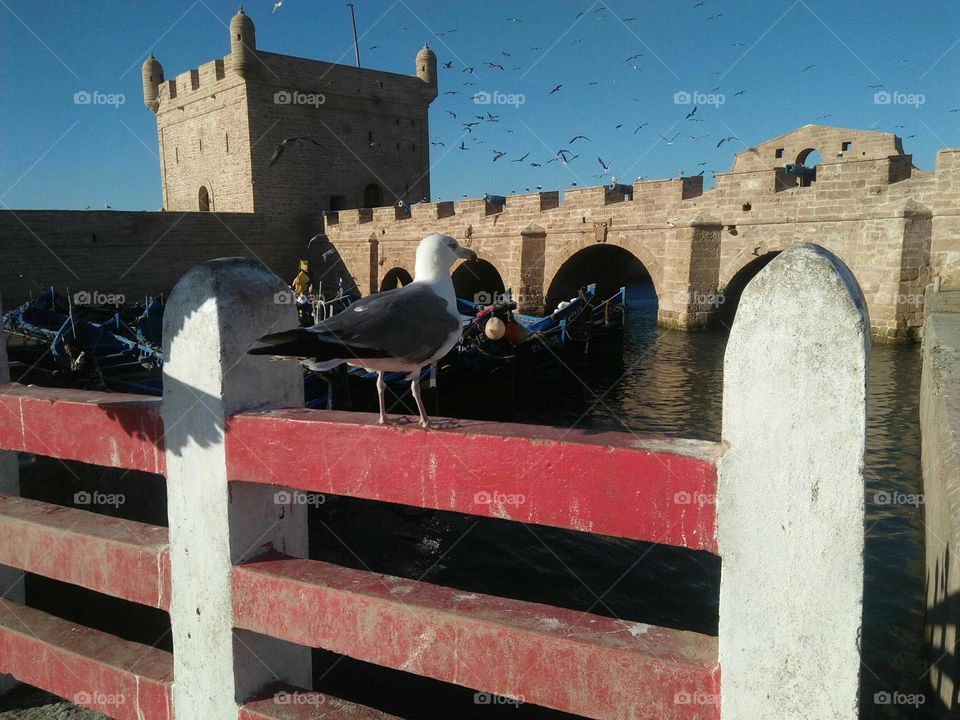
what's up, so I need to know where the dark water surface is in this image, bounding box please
[12,281,927,719]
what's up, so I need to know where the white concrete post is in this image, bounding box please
[718,243,868,719]
[161,258,311,719]
[0,292,24,695]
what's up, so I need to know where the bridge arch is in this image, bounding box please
[452,257,505,303]
[714,251,781,329]
[544,240,661,315]
[380,266,413,291]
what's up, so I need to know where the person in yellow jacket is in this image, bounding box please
[291,259,311,297]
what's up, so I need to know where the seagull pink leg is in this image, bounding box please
[376,371,389,424]
[411,374,430,429]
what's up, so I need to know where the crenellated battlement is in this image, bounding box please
[156,57,234,109]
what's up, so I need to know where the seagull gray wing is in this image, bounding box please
[249,284,459,365]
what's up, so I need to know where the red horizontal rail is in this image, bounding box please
[0,384,164,474]
[0,599,172,720]
[0,493,170,609]
[226,409,720,552]
[233,555,720,720]
[239,684,403,719]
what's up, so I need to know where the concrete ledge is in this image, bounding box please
[922,303,960,713]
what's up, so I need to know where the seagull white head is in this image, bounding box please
[414,233,476,281]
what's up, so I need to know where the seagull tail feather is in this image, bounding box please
[247,327,388,362]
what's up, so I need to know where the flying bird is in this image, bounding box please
[716,136,738,148]
[569,135,590,143]
[685,104,698,119]
[802,64,816,72]
[513,153,530,162]
[271,0,284,13]
[250,234,476,428]
[661,132,680,146]
[549,84,563,94]
[268,137,323,167]
[492,150,507,161]
[633,123,648,134]
[442,61,453,69]
[625,53,643,62]
[485,62,505,70]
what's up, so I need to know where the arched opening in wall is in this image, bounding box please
[713,252,781,330]
[795,148,822,187]
[198,186,210,211]
[363,183,384,208]
[452,259,505,303]
[546,245,657,322]
[380,267,413,292]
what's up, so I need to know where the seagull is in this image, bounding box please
[250,234,476,428]
[661,132,680,145]
[271,0,284,13]
[716,135,738,148]
[549,84,563,94]
[512,153,529,162]
[685,104,698,119]
[569,135,590,143]
[268,137,323,167]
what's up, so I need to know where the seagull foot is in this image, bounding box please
[419,417,460,430]
[379,415,412,426]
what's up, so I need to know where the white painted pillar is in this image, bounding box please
[718,243,868,719]
[161,258,311,719]
[0,292,24,695]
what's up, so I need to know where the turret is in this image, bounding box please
[416,43,437,98]
[141,53,164,113]
[230,7,257,78]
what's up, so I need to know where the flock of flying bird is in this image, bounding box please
[264,2,940,194]
[393,4,931,192]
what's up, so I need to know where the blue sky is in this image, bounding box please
[1,0,958,210]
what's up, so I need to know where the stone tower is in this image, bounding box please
[142,7,437,223]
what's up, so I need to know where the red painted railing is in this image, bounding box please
[0,383,721,720]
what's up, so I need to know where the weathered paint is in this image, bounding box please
[718,244,867,720]
[0,493,170,609]
[0,599,172,720]
[233,555,720,720]
[161,258,311,720]
[239,684,403,720]
[0,292,23,695]
[226,412,721,552]
[0,384,164,473]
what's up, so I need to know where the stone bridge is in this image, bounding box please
[318,125,960,341]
